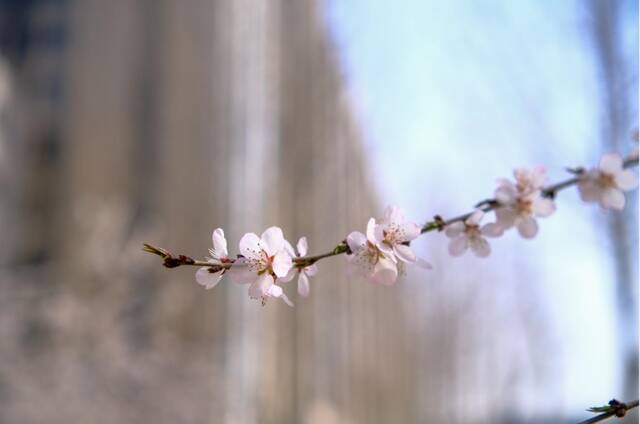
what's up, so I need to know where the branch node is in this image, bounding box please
[334,241,350,255]
[163,257,182,268]
[474,198,494,208]
[565,166,585,175]
[609,399,628,418]
[433,215,446,231]
[178,255,195,265]
[584,398,639,422]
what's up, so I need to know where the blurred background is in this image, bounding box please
[0,0,637,423]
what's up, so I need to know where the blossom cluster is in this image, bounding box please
[444,165,555,257]
[194,206,431,306]
[346,206,431,285]
[577,153,637,210]
[443,152,637,258]
[191,151,637,306]
[195,227,300,306]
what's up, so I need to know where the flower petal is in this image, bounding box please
[514,166,546,192]
[346,231,367,253]
[372,256,398,285]
[465,210,484,226]
[267,284,282,297]
[296,237,308,256]
[283,240,296,258]
[304,264,318,277]
[239,233,262,260]
[393,244,416,263]
[530,166,547,189]
[599,153,623,174]
[448,235,469,256]
[260,227,284,257]
[211,228,228,258]
[517,217,538,239]
[481,222,503,238]
[298,272,310,297]
[272,250,293,278]
[279,267,296,283]
[347,249,375,277]
[615,170,638,191]
[469,237,490,258]
[533,197,556,218]
[601,187,625,210]
[267,284,294,307]
[195,267,222,289]
[401,221,421,241]
[248,273,273,299]
[444,222,465,238]
[384,205,403,224]
[372,222,386,245]
[495,183,517,204]
[578,178,601,203]
[366,218,377,243]
[513,167,528,182]
[495,207,517,229]
[279,292,294,307]
[416,257,433,269]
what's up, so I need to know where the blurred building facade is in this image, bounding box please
[0,0,413,422]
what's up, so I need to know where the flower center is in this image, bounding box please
[516,180,529,193]
[248,250,271,273]
[516,198,533,215]
[383,224,404,245]
[465,224,481,239]
[598,172,616,188]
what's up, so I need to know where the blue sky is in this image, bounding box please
[326,0,638,418]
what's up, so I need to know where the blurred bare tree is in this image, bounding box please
[588,0,639,405]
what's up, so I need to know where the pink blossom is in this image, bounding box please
[494,166,556,239]
[195,228,230,289]
[346,218,398,285]
[577,153,638,211]
[282,236,317,297]
[373,205,430,268]
[228,226,294,306]
[445,210,503,257]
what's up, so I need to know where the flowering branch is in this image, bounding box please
[142,149,639,420]
[419,155,638,234]
[579,399,639,423]
[143,151,638,304]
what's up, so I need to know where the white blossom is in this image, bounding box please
[346,218,398,285]
[445,210,503,257]
[373,205,430,268]
[228,226,294,306]
[195,228,229,289]
[494,166,556,239]
[282,236,317,297]
[577,153,638,211]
